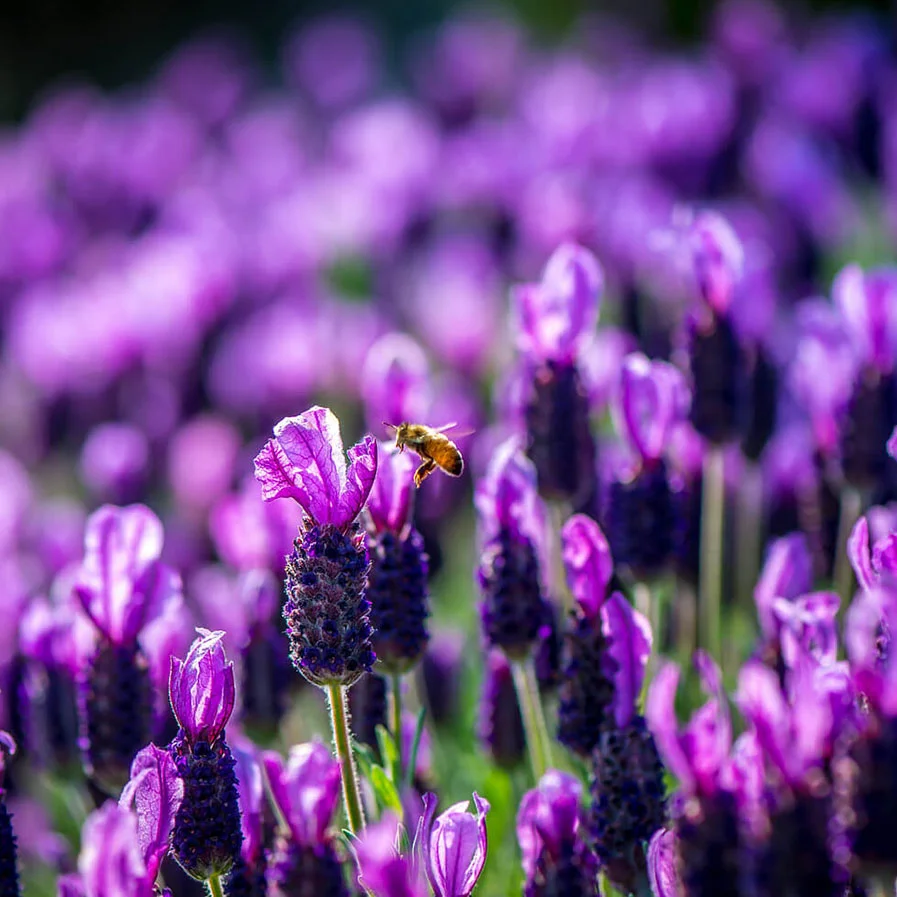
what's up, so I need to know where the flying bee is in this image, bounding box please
[383,422,472,488]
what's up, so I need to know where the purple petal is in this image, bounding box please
[847,516,875,592]
[231,740,264,864]
[646,661,694,792]
[753,533,813,639]
[57,876,86,897]
[74,504,167,643]
[427,795,489,897]
[690,211,744,315]
[119,744,183,881]
[414,791,439,885]
[339,434,378,529]
[617,354,688,463]
[647,829,682,897]
[78,804,152,897]
[776,591,841,668]
[516,771,581,878]
[685,651,732,793]
[368,444,417,533]
[168,628,236,743]
[356,812,425,897]
[888,426,897,461]
[601,592,653,728]
[561,514,613,618]
[734,662,790,782]
[514,243,603,364]
[873,534,897,582]
[361,332,432,435]
[833,264,897,373]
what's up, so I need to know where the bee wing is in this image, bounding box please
[434,422,475,438]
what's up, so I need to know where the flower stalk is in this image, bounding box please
[207,875,225,897]
[511,656,552,782]
[389,673,403,783]
[699,447,726,661]
[327,683,365,835]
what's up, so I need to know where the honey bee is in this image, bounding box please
[383,422,471,488]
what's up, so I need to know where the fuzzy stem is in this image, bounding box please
[735,459,763,614]
[510,656,552,782]
[699,447,726,661]
[834,485,863,607]
[389,673,403,784]
[206,874,225,897]
[326,683,366,835]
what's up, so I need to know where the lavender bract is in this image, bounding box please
[254,405,378,688]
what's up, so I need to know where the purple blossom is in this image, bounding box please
[846,586,897,715]
[646,652,731,797]
[848,515,897,592]
[230,740,265,867]
[417,792,490,897]
[118,744,183,882]
[167,415,241,515]
[262,741,341,845]
[773,591,841,669]
[168,628,236,744]
[647,828,682,897]
[753,533,813,642]
[78,423,149,502]
[832,264,897,374]
[561,513,613,619]
[73,504,181,646]
[253,405,378,531]
[516,770,583,879]
[513,243,604,365]
[355,812,426,897]
[615,352,690,469]
[367,444,418,535]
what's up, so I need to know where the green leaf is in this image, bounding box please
[368,764,403,816]
[375,724,400,782]
[403,707,427,791]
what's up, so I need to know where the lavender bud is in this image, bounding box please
[480,651,526,769]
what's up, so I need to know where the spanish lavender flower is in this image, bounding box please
[78,423,150,504]
[605,353,688,580]
[418,629,465,726]
[834,265,897,493]
[73,504,181,795]
[517,770,598,897]
[476,440,548,659]
[556,515,618,756]
[58,802,171,897]
[364,445,430,673]
[263,742,349,897]
[479,649,526,769]
[254,405,379,687]
[225,741,268,897]
[355,812,426,897]
[646,652,743,897]
[678,211,748,445]
[587,592,665,894]
[168,629,242,882]
[0,734,20,897]
[736,656,851,896]
[512,243,603,509]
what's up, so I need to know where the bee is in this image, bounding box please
[383,422,471,488]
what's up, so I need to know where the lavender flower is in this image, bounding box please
[513,243,603,509]
[834,265,897,490]
[263,742,349,896]
[647,828,682,897]
[254,405,378,687]
[0,734,19,897]
[168,629,242,881]
[73,504,181,794]
[364,445,430,673]
[557,515,618,755]
[418,629,465,726]
[517,771,598,897]
[225,741,268,897]
[605,353,688,580]
[354,812,427,897]
[479,649,526,769]
[476,440,548,659]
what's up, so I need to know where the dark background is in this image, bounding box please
[0,0,892,120]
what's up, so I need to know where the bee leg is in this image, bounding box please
[414,459,437,488]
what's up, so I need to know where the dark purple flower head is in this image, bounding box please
[367,444,417,536]
[254,405,378,532]
[479,649,526,769]
[513,243,604,366]
[73,504,181,646]
[516,770,584,879]
[561,513,613,620]
[646,652,731,798]
[416,791,490,897]
[118,744,183,882]
[361,333,432,439]
[169,628,236,745]
[263,741,341,846]
[614,353,690,471]
[753,533,813,644]
[833,264,897,375]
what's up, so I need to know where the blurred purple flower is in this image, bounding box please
[367,445,418,536]
[355,812,426,897]
[167,416,240,517]
[833,264,897,375]
[479,649,526,769]
[647,827,682,897]
[79,422,149,503]
[226,739,267,892]
[753,533,814,643]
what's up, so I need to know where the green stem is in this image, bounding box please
[674,576,697,665]
[735,459,763,615]
[834,485,863,607]
[326,683,366,835]
[634,581,660,677]
[207,874,225,897]
[699,447,726,662]
[389,673,403,784]
[510,656,553,782]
